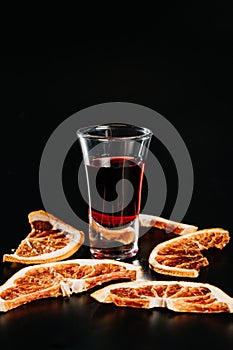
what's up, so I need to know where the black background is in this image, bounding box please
[1,3,233,349]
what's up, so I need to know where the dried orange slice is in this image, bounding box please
[0,259,142,312]
[3,210,85,264]
[91,280,233,313]
[149,228,230,277]
[139,214,198,235]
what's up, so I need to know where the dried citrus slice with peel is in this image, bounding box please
[3,210,85,264]
[91,280,233,313]
[139,214,198,235]
[149,228,230,277]
[0,259,142,312]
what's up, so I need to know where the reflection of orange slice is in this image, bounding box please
[3,210,85,264]
[149,228,230,278]
[0,259,142,312]
[91,219,135,244]
[91,280,233,313]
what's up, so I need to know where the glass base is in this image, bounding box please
[89,217,139,260]
[90,242,138,260]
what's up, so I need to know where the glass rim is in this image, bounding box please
[76,123,153,141]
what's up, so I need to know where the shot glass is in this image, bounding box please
[77,123,152,260]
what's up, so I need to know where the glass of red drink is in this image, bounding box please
[77,123,152,260]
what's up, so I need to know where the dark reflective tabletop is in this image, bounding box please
[1,226,232,349]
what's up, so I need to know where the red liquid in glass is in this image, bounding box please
[87,156,145,228]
